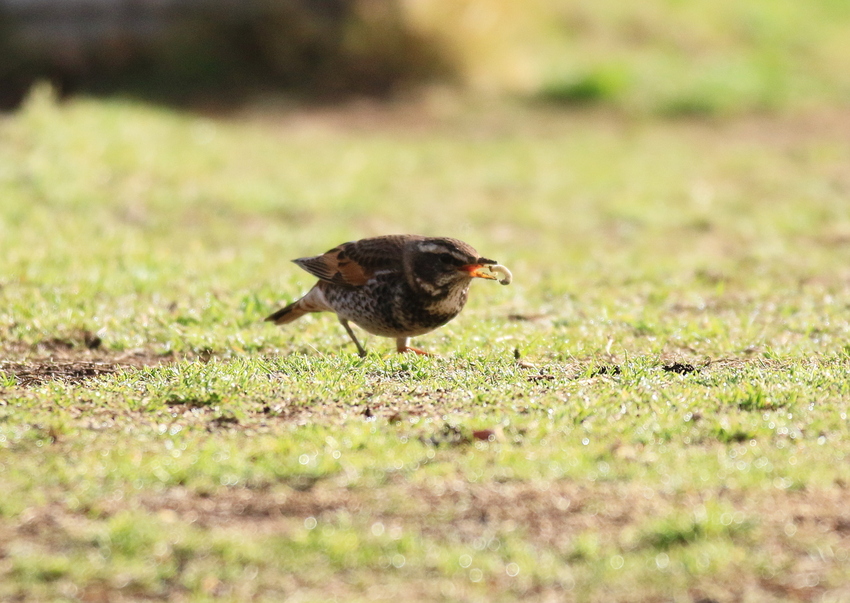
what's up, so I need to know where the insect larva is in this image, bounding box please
[488,264,512,285]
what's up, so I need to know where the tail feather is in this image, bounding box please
[265,285,331,325]
[265,300,308,325]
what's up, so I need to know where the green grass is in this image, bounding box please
[3,85,850,601]
[407,0,850,114]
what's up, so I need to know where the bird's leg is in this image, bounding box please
[396,337,432,356]
[340,319,367,358]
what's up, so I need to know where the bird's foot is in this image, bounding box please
[398,346,433,356]
[396,337,433,356]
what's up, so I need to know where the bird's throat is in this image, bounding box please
[424,282,470,316]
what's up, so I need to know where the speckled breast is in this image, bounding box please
[322,276,469,338]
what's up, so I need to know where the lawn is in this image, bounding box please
[2,86,850,602]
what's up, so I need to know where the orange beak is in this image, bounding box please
[459,264,497,279]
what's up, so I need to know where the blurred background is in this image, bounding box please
[2,0,849,113]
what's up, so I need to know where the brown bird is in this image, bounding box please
[265,235,511,356]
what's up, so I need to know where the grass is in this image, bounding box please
[2,84,850,601]
[408,0,850,114]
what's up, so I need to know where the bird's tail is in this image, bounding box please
[265,300,307,325]
[265,285,331,325]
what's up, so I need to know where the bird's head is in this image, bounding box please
[403,237,498,296]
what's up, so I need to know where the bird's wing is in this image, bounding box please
[292,235,416,287]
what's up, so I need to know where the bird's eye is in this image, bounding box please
[438,253,459,265]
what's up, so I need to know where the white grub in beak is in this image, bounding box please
[488,264,512,285]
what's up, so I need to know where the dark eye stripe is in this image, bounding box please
[438,253,466,266]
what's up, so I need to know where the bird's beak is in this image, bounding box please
[459,258,498,280]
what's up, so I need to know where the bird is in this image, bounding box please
[265,235,511,357]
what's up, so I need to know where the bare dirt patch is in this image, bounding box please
[1,360,126,387]
[0,348,171,387]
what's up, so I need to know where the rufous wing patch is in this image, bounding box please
[330,256,371,286]
[293,245,372,287]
